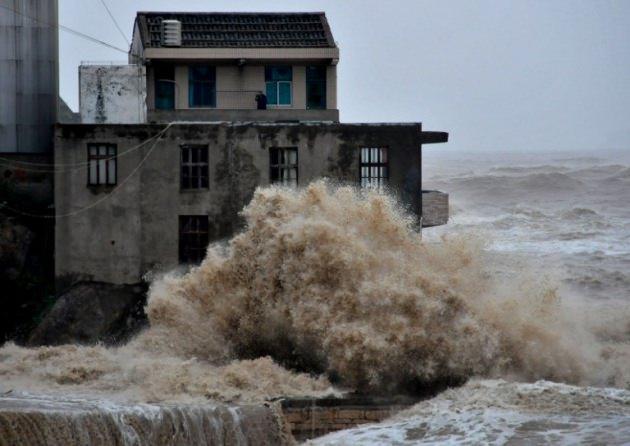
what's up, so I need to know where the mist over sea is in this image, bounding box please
[424,148,630,303]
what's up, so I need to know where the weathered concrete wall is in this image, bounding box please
[422,190,449,227]
[0,0,58,153]
[79,65,147,124]
[0,153,53,204]
[54,123,424,285]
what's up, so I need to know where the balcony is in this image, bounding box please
[422,190,449,227]
[148,90,339,123]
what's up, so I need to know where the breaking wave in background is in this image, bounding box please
[1,150,629,443]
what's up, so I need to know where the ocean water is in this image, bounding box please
[423,149,630,302]
[311,149,630,445]
[1,151,629,445]
[309,379,630,445]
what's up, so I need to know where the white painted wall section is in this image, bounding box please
[79,65,147,124]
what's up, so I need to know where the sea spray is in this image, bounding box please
[141,181,628,391]
[0,181,628,403]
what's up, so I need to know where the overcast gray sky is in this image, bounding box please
[59,0,630,152]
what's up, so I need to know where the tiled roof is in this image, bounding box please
[135,12,336,48]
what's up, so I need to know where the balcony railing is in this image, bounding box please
[215,90,262,109]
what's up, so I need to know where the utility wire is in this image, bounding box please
[0,2,128,54]
[0,124,174,219]
[0,130,167,172]
[0,122,212,169]
[97,0,130,46]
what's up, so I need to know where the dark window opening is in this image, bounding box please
[265,66,292,106]
[155,65,175,110]
[180,145,209,190]
[270,147,298,187]
[189,65,216,108]
[306,66,326,109]
[360,147,388,189]
[88,143,117,186]
[179,215,209,264]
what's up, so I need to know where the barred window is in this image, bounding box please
[181,145,209,189]
[179,215,209,264]
[360,147,388,189]
[88,143,117,186]
[270,147,298,187]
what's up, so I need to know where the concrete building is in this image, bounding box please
[0,0,58,154]
[79,64,147,124]
[131,12,339,124]
[55,12,449,287]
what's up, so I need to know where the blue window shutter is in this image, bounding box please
[266,82,278,105]
[279,82,291,105]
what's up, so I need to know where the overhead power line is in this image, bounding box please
[98,0,130,46]
[1,124,174,219]
[0,131,167,171]
[0,2,128,54]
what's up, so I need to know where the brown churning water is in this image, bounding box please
[1,181,629,404]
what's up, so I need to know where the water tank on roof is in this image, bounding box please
[161,20,182,47]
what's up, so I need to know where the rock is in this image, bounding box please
[0,217,33,276]
[28,282,148,346]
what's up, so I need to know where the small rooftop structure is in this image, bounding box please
[134,12,336,49]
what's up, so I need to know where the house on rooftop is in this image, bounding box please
[126,12,338,123]
[56,11,449,288]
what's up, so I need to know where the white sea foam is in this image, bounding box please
[309,379,630,445]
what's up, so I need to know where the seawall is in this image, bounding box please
[0,394,288,446]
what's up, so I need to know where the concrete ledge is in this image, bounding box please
[422,190,449,227]
[147,108,340,123]
[0,395,286,446]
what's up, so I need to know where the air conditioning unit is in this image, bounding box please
[161,20,182,47]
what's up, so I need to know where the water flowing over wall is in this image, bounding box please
[0,394,287,446]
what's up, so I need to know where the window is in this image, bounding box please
[189,65,216,108]
[155,65,175,110]
[306,66,326,109]
[179,216,209,264]
[180,145,209,189]
[265,66,292,106]
[88,143,116,186]
[360,147,388,189]
[270,147,298,187]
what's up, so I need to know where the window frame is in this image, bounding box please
[180,145,209,190]
[269,147,298,187]
[87,143,117,187]
[265,66,293,107]
[178,215,210,265]
[154,64,175,110]
[306,66,327,110]
[359,147,389,189]
[188,65,217,108]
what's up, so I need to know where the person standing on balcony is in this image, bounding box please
[255,92,267,110]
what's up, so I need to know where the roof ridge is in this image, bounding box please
[137,11,327,16]
[134,11,336,49]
